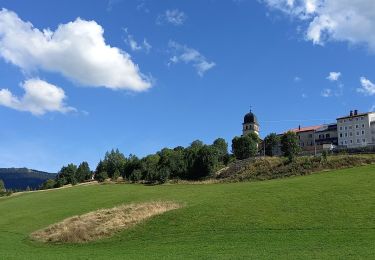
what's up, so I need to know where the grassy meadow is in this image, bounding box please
[0,165,374,259]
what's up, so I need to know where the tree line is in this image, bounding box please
[41,131,300,189]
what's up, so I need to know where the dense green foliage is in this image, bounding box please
[231,132,259,160]
[0,179,4,191]
[90,139,229,184]
[281,131,301,161]
[1,166,375,258]
[44,162,93,189]
[264,133,280,156]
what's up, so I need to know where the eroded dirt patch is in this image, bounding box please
[31,201,181,243]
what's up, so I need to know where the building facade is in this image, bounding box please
[314,124,338,146]
[337,110,375,148]
[290,125,322,153]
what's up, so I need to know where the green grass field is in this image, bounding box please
[1,165,375,259]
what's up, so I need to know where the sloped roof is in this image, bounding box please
[288,125,322,133]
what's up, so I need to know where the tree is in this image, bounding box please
[0,179,5,192]
[213,138,229,164]
[231,132,259,160]
[194,145,220,179]
[141,154,161,183]
[102,149,127,179]
[157,148,186,179]
[184,140,205,179]
[281,131,301,161]
[264,133,281,157]
[76,162,91,182]
[122,154,141,180]
[56,163,77,185]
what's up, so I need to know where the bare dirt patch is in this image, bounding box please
[30,201,181,243]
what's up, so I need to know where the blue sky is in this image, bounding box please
[0,0,374,172]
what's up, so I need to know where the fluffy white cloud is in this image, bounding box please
[0,79,75,115]
[158,9,187,26]
[261,0,375,51]
[123,28,152,53]
[327,72,341,81]
[168,41,216,76]
[357,77,375,96]
[0,9,151,91]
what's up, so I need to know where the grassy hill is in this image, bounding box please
[0,168,56,190]
[0,165,374,259]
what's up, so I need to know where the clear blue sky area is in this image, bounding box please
[0,0,374,172]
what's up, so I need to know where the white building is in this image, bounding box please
[337,110,375,148]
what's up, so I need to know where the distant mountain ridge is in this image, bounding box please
[0,168,56,191]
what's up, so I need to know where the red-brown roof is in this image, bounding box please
[288,125,322,133]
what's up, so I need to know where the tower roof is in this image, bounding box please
[243,110,258,125]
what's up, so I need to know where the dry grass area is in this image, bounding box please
[30,201,181,243]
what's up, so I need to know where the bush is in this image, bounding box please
[95,171,108,183]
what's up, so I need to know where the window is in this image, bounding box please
[349,132,353,137]
[362,124,365,128]
[345,126,348,130]
[349,126,352,130]
[326,134,330,138]
[363,139,366,143]
[350,140,353,144]
[344,140,347,144]
[339,126,343,130]
[357,139,360,143]
[345,133,348,137]
[356,131,360,136]
[356,125,359,128]
[362,130,365,135]
[361,117,364,120]
[340,133,343,138]
[308,134,313,138]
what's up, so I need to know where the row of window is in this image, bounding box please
[339,124,366,131]
[317,133,331,139]
[339,130,365,138]
[340,139,366,145]
[338,117,365,123]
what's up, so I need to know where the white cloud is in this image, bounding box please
[168,41,216,76]
[158,9,187,26]
[261,0,375,52]
[370,104,375,112]
[357,77,375,96]
[0,79,75,115]
[321,88,332,97]
[123,28,152,53]
[0,9,151,91]
[327,72,341,81]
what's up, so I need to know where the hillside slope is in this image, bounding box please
[0,165,374,259]
[0,168,55,190]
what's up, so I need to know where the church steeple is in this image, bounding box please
[242,108,259,136]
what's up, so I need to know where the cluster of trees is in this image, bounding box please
[94,138,230,184]
[41,131,301,189]
[41,162,92,189]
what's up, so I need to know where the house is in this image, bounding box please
[289,125,322,153]
[337,110,375,148]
